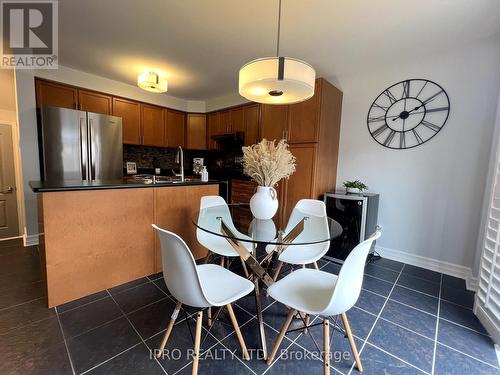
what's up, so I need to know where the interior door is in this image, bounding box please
[0,124,19,239]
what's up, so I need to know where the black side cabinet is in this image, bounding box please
[324,192,379,263]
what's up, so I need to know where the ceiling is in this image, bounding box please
[58,0,500,101]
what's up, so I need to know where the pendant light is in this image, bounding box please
[239,0,315,104]
[137,71,168,93]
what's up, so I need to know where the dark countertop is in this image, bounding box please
[29,178,228,193]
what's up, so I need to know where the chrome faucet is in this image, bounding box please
[173,146,184,182]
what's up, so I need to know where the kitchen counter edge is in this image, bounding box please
[29,179,228,193]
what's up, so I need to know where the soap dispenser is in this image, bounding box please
[201,166,209,182]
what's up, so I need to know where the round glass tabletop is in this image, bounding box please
[193,203,343,246]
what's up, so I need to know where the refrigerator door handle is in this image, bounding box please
[89,119,96,180]
[80,117,88,180]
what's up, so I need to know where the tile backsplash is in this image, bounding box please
[123,145,179,169]
[123,145,212,173]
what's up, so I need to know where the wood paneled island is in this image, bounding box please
[31,180,223,307]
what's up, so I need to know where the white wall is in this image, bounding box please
[14,65,205,241]
[205,92,249,112]
[335,36,500,276]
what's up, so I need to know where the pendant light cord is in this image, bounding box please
[276,0,282,56]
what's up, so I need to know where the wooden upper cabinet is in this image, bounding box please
[244,104,260,146]
[78,90,112,115]
[281,143,317,220]
[231,107,245,133]
[206,112,220,150]
[287,81,321,143]
[35,79,77,109]
[260,104,288,142]
[219,110,231,133]
[141,104,166,147]
[112,98,141,145]
[186,114,206,150]
[166,109,185,148]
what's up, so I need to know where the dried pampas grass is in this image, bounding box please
[242,139,296,187]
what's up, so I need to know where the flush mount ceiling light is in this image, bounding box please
[137,71,168,93]
[239,0,315,105]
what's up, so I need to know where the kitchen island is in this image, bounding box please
[30,179,227,307]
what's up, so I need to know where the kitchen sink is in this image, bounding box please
[130,175,201,184]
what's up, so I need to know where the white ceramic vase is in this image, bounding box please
[250,186,279,220]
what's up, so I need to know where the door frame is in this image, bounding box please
[0,120,24,241]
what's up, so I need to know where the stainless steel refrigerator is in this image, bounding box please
[39,106,123,181]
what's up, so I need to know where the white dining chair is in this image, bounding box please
[267,199,330,279]
[197,195,253,267]
[152,225,255,375]
[266,230,382,374]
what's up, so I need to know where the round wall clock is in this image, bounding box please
[367,79,450,149]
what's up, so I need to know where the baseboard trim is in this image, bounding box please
[24,234,39,246]
[375,245,477,291]
[474,302,500,345]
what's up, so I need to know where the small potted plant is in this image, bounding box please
[242,139,296,219]
[343,180,368,195]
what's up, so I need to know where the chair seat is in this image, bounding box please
[265,243,327,265]
[197,264,254,306]
[204,235,253,257]
[267,268,337,315]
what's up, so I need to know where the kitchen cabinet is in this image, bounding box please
[78,90,112,115]
[113,98,141,144]
[278,78,343,219]
[186,114,206,150]
[38,183,221,306]
[260,104,288,141]
[207,112,221,150]
[154,185,219,271]
[231,179,256,228]
[35,79,78,109]
[219,110,232,133]
[230,107,245,133]
[142,104,166,147]
[231,179,256,204]
[287,93,319,143]
[281,143,317,221]
[244,104,260,146]
[166,109,185,148]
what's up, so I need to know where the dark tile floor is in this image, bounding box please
[1,238,499,374]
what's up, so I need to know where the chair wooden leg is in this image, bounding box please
[324,319,330,375]
[156,302,182,358]
[226,304,250,360]
[313,261,320,270]
[341,313,363,372]
[220,256,225,267]
[304,314,310,334]
[203,251,212,264]
[272,261,283,281]
[240,257,249,278]
[267,308,297,365]
[192,311,203,375]
[207,307,212,327]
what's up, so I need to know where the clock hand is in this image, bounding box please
[391,99,437,121]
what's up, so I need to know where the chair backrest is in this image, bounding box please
[152,225,210,308]
[197,195,246,247]
[323,230,382,316]
[200,195,226,209]
[285,199,327,233]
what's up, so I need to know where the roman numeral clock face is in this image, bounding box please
[367,79,450,149]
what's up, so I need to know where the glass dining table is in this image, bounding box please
[193,203,343,359]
